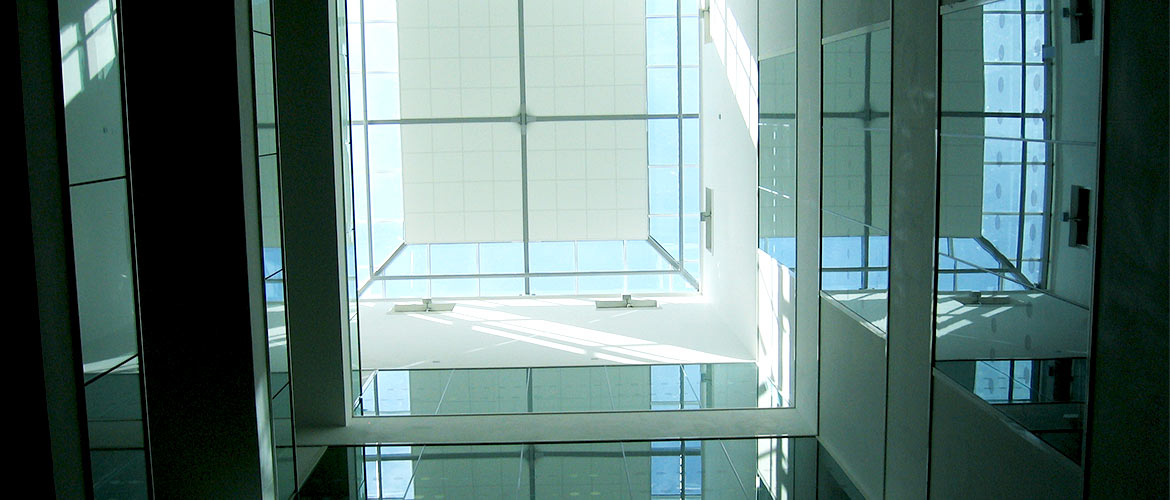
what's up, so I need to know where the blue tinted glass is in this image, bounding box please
[955,272,1001,291]
[652,455,681,494]
[983,65,1023,113]
[982,214,1020,258]
[936,273,955,291]
[265,279,285,302]
[627,240,670,270]
[822,236,864,267]
[652,365,681,404]
[430,243,477,274]
[371,221,404,266]
[682,118,699,164]
[1025,65,1045,113]
[530,276,576,294]
[763,237,796,267]
[431,278,478,297]
[684,453,702,492]
[951,238,1000,268]
[649,167,680,214]
[983,164,1022,212]
[647,0,677,16]
[577,275,624,294]
[629,274,671,292]
[384,279,428,298]
[681,17,699,65]
[263,247,283,277]
[648,119,680,165]
[822,271,863,290]
[682,66,699,112]
[480,242,524,273]
[479,277,525,296]
[647,68,680,114]
[529,241,575,272]
[577,241,624,271]
[646,18,678,66]
[385,244,428,275]
[369,171,403,220]
[984,117,1021,138]
[868,271,889,289]
[682,166,699,214]
[650,216,680,258]
[867,235,889,267]
[682,364,701,401]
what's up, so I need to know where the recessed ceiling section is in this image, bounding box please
[526,121,649,241]
[396,0,521,119]
[401,122,523,244]
[522,0,647,116]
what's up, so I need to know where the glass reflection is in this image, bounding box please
[820,28,891,331]
[937,0,1100,465]
[306,438,816,499]
[358,363,774,416]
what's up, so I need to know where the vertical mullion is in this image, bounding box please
[676,0,685,268]
[359,0,376,285]
[1014,9,1028,279]
[517,0,531,295]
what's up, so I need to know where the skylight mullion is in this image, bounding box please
[676,0,685,272]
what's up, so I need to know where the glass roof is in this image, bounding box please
[346,0,701,298]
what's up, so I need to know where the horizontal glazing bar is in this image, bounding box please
[371,269,684,281]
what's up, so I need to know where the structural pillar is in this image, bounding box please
[273,0,354,430]
[120,0,275,496]
[884,0,938,497]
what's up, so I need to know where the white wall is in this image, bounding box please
[1045,0,1103,307]
[818,297,886,500]
[931,373,1082,499]
[700,0,761,366]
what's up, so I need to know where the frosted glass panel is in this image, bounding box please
[400,123,524,243]
[526,121,648,241]
[70,180,138,379]
[396,0,521,119]
[524,0,647,115]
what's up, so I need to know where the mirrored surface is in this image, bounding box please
[358,362,778,416]
[821,28,891,331]
[936,0,1101,464]
[302,438,827,499]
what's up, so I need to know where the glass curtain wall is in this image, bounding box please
[56,0,149,496]
[935,0,1101,465]
[252,0,297,496]
[820,27,892,331]
[346,0,701,300]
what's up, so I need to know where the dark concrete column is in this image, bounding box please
[884,0,938,497]
[17,0,91,496]
[1084,2,1169,496]
[273,0,354,429]
[120,0,274,496]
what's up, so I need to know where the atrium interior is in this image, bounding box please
[16,0,1168,498]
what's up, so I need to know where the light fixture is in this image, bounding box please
[391,298,456,313]
[595,294,658,310]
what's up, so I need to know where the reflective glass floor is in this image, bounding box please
[298,438,862,499]
[358,362,787,416]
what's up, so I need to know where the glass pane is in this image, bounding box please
[70,180,138,380]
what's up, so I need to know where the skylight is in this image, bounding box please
[346,0,701,298]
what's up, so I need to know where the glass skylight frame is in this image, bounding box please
[345,0,702,299]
